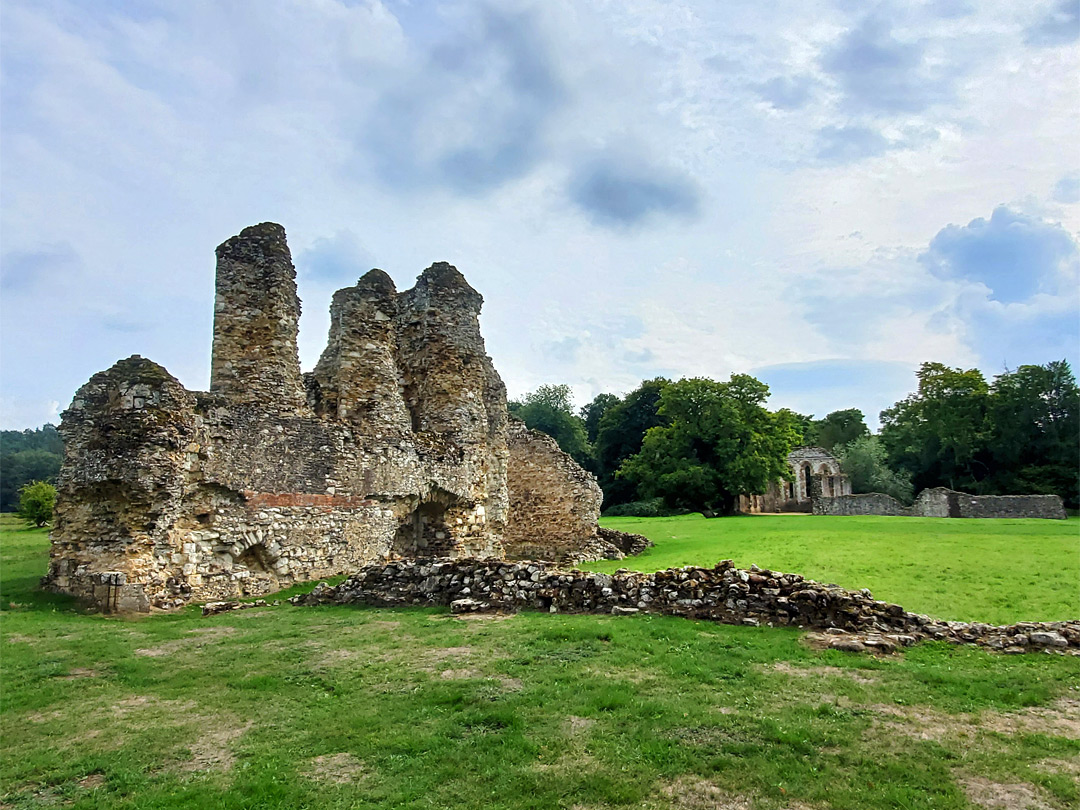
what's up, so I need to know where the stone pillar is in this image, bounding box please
[310,269,412,438]
[210,223,306,413]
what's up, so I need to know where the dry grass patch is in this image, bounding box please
[563,715,595,737]
[869,696,1080,743]
[135,626,238,658]
[1034,756,1080,782]
[175,718,255,774]
[659,776,753,810]
[60,667,100,679]
[958,775,1054,809]
[769,661,879,684]
[303,753,367,785]
[112,695,198,717]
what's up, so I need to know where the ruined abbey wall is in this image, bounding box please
[46,223,610,611]
[813,487,1066,519]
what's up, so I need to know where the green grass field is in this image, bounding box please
[591,513,1080,625]
[2,515,1079,810]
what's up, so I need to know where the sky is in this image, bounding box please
[1,0,1078,431]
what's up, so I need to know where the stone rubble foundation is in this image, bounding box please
[290,557,1079,655]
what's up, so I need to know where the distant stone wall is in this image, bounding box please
[813,487,1066,519]
[293,557,1079,654]
[45,223,605,612]
[813,493,911,517]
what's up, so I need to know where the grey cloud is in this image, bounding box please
[0,243,80,292]
[820,16,955,113]
[568,156,701,227]
[363,5,564,195]
[919,206,1079,303]
[1025,0,1080,47]
[815,123,939,165]
[755,76,814,110]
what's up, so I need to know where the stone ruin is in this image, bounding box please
[45,223,633,612]
[814,487,1066,519]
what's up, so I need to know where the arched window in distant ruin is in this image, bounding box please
[801,464,813,500]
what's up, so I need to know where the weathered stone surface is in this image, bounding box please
[45,224,611,612]
[503,420,605,564]
[814,486,1066,519]
[292,558,1080,655]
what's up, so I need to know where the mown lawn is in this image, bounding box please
[2,515,1079,810]
[591,513,1080,625]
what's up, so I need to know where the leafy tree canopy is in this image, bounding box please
[835,435,913,503]
[806,408,869,451]
[508,384,592,468]
[593,378,670,505]
[580,393,620,444]
[18,480,57,527]
[618,375,801,514]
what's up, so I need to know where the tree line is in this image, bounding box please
[509,360,1079,514]
[0,425,63,512]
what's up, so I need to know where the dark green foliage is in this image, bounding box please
[593,378,669,506]
[835,435,914,503]
[805,408,869,451]
[983,361,1080,508]
[579,393,620,444]
[0,425,63,512]
[601,498,689,517]
[618,375,801,513]
[880,360,1079,507]
[508,384,592,468]
[17,481,56,527]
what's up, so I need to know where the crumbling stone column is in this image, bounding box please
[310,269,412,438]
[210,223,306,413]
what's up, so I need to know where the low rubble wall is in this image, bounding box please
[813,493,911,517]
[292,557,1078,654]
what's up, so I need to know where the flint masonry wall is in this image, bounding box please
[813,487,1066,519]
[503,420,610,563]
[48,223,613,612]
[293,557,1079,654]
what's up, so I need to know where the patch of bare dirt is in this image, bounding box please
[660,776,753,810]
[176,719,255,773]
[5,634,36,644]
[454,612,516,622]
[958,775,1053,809]
[440,667,483,679]
[427,645,473,660]
[368,620,401,630]
[497,676,523,691]
[303,753,367,784]
[769,661,879,684]
[77,774,105,790]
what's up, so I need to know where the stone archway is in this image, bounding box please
[801,464,813,500]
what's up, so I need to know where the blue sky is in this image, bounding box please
[1,0,1077,431]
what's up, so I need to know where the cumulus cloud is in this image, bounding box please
[362,4,564,195]
[567,155,701,227]
[919,206,1079,303]
[820,15,957,113]
[1025,0,1080,47]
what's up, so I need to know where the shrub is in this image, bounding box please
[602,498,690,518]
[18,480,57,528]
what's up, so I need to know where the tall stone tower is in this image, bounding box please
[209,222,306,412]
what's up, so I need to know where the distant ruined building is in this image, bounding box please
[738,447,851,514]
[45,223,633,612]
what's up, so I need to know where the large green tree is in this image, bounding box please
[618,375,801,513]
[983,361,1079,507]
[880,362,991,493]
[593,378,670,505]
[806,408,869,451]
[508,384,592,468]
[580,393,620,444]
